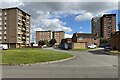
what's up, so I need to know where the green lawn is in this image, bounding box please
[107,50,120,55]
[2,48,73,65]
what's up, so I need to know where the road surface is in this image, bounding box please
[2,48,118,78]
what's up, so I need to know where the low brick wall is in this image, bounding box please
[72,42,87,49]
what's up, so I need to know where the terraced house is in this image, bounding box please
[1,7,30,48]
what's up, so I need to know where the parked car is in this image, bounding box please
[88,44,97,49]
[104,44,112,51]
[0,44,8,50]
[0,46,3,50]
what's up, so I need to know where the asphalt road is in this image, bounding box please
[2,48,118,78]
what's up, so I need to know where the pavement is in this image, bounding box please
[2,48,118,78]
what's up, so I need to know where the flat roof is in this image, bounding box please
[2,7,30,16]
[102,14,116,17]
[36,31,65,33]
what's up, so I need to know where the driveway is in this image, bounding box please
[2,48,118,78]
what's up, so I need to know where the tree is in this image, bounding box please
[38,40,45,46]
[49,39,57,46]
[38,40,50,47]
[44,40,50,47]
[60,39,67,44]
[31,42,34,48]
[100,38,109,46]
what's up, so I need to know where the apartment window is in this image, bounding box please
[4,16,7,20]
[4,29,6,31]
[0,17,2,21]
[18,15,21,20]
[4,27,7,30]
[0,22,1,26]
[0,12,2,16]
[4,31,6,34]
[4,22,7,25]
[4,12,7,15]
[18,24,21,27]
[4,36,6,39]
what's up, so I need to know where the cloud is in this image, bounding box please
[74,12,93,21]
[35,18,72,32]
[78,31,85,33]
[30,18,72,38]
[1,1,118,42]
[65,34,73,38]
[80,26,83,29]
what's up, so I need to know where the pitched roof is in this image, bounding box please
[73,33,97,38]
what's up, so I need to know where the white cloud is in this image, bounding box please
[79,26,83,29]
[37,18,72,32]
[75,12,93,21]
[65,34,73,38]
[95,12,112,17]
[1,2,118,42]
[78,31,85,33]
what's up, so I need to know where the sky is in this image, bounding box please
[1,0,120,43]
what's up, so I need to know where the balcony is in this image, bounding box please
[22,28,25,31]
[4,31,6,34]
[26,29,29,32]
[27,38,29,40]
[17,40,22,43]
[26,26,29,28]
[18,36,21,39]
[4,22,6,25]
[0,22,1,25]
[27,34,29,36]
[4,36,6,39]
[26,41,29,44]
[22,37,26,39]
[18,31,23,34]
[18,27,21,30]
[18,22,22,25]
[4,12,7,15]
[26,16,29,20]
[0,17,2,21]
[0,13,2,16]
[4,27,6,30]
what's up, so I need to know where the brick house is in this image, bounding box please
[72,33,100,46]
[111,31,120,50]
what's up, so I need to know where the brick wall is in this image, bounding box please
[111,31,120,50]
[72,43,87,49]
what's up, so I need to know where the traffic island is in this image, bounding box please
[2,48,73,65]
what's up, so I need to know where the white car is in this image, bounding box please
[88,44,97,49]
[0,44,8,50]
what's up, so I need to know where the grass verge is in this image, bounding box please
[2,48,73,65]
[106,50,120,55]
[70,49,89,51]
